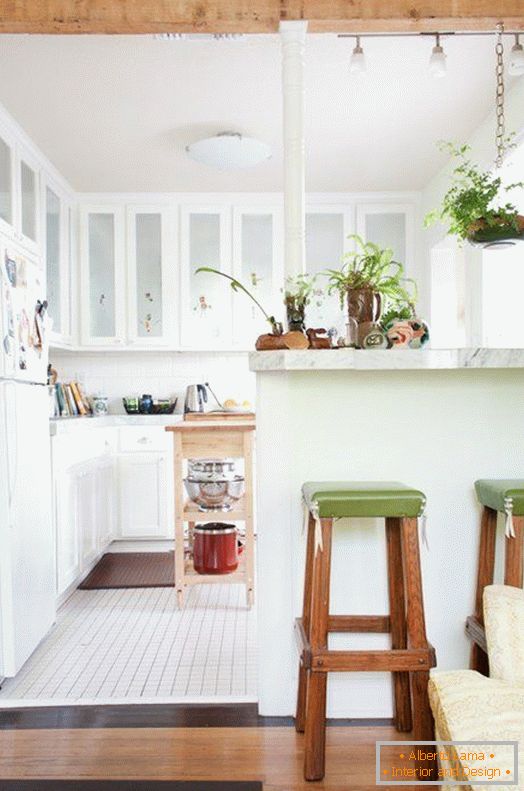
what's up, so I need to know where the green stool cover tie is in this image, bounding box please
[302,481,426,551]
[475,479,524,538]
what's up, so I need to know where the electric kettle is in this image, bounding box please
[184,384,208,413]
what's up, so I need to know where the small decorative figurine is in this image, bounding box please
[386,318,430,348]
[306,328,332,349]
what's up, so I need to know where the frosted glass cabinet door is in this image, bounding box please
[45,186,61,334]
[305,210,349,336]
[127,207,177,346]
[19,155,39,251]
[80,206,125,345]
[0,133,13,231]
[356,204,414,270]
[181,207,232,348]
[233,208,283,348]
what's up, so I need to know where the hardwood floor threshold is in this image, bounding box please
[0,702,393,730]
[0,783,263,791]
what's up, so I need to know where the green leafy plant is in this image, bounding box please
[195,267,283,335]
[283,273,318,331]
[324,234,417,312]
[424,141,524,241]
[380,304,414,331]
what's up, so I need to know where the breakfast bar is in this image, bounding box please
[250,348,524,718]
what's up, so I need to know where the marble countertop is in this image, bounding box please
[49,413,184,435]
[249,348,524,372]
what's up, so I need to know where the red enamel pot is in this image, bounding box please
[193,523,243,575]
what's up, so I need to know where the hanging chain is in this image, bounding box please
[495,21,506,168]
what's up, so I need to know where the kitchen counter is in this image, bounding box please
[252,354,524,718]
[49,414,184,436]
[249,347,524,371]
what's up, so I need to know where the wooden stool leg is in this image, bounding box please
[386,517,412,733]
[296,513,316,733]
[400,517,436,783]
[504,516,524,587]
[470,506,497,673]
[304,518,332,782]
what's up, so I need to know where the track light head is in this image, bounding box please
[349,35,366,74]
[429,33,447,78]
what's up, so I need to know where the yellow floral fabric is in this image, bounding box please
[484,584,524,687]
[429,670,524,790]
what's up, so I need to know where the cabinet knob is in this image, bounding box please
[137,436,151,444]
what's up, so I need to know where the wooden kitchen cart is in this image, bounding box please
[165,422,255,607]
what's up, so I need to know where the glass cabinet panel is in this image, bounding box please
[20,160,37,242]
[45,186,61,333]
[88,213,116,338]
[184,210,231,347]
[364,212,406,264]
[305,212,346,335]
[0,135,12,226]
[135,213,163,338]
[237,212,277,345]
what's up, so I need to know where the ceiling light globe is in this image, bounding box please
[349,46,366,74]
[429,45,447,78]
[509,42,524,75]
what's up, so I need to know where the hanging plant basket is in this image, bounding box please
[467,214,524,248]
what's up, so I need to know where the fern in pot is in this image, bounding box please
[425,141,524,246]
[324,234,416,327]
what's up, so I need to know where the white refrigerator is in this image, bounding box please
[0,235,56,678]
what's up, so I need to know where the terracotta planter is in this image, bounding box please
[346,288,382,324]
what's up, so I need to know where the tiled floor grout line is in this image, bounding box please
[182,583,214,695]
[120,587,170,698]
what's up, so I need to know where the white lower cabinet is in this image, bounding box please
[116,452,171,539]
[53,425,174,600]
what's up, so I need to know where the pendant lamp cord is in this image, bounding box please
[495,21,506,168]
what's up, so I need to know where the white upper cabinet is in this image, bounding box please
[17,147,40,255]
[305,207,352,335]
[232,207,283,348]
[80,205,126,346]
[126,206,177,347]
[43,176,72,345]
[0,126,14,236]
[180,206,233,349]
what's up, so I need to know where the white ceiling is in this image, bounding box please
[0,33,509,192]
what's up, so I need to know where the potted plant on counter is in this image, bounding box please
[424,141,524,247]
[283,273,318,332]
[324,234,417,348]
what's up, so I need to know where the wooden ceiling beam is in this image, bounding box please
[0,0,522,34]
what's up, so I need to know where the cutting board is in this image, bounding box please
[183,410,255,422]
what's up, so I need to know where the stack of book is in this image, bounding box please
[53,382,92,418]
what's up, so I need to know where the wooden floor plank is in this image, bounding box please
[0,726,422,791]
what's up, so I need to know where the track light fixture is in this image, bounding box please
[349,35,366,74]
[429,33,447,78]
[509,33,524,75]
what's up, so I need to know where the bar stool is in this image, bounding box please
[295,482,436,782]
[466,479,524,675]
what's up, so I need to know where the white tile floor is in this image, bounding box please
[0,584,257,706]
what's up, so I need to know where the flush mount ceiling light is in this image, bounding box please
[186,132,272,170]
[349,36,366,74]
[429,33,447,77]
[509,33,524,75]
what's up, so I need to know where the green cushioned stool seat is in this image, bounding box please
[475,480,524,516]
[302,481,426,519]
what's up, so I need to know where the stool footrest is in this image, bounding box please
[465,615,487,653]
[311,647,435,672]
[295,618,436,672]
[328,615,390,633]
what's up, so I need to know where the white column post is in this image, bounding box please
[280,20,308,281]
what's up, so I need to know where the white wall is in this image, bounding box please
[255,367,524,717]
[51,349,255,413]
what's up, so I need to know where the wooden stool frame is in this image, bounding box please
[166,423,255,608]
[466,506,524,675]
[295,515,436,782]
